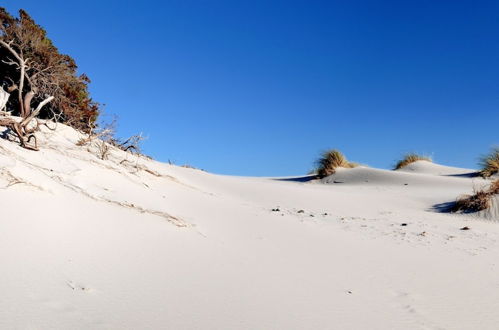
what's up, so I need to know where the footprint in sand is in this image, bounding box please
[66,280,94,293]
[393,291,446,330]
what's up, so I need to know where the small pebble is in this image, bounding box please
[400,223,407,226]
[460,226,470,231]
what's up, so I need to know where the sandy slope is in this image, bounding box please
[0,122,498,330]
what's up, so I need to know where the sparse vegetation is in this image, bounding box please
[452,190,491,213]
[451,179,499,213]
[489,179,499,194]
[479,148,499,178]
[96,140,111,160]
[76,117,145,162]
[110,133,146,154]
[315,149,358,178]
[394,153,432,170]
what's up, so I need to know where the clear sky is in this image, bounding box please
[3,1,498,176]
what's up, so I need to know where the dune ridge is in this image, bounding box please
[0,122,499,329]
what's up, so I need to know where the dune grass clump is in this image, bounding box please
[315,149,358,178]
[479,148,499,178]
[452,190,492,213]
[451,179,499,213]
[394,153,432,170]
[489,179,499,194]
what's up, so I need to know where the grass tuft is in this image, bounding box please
[394,153,432,170]
[451,179,499,213]
[315,149,358,178]
[452,190,491,213]
[489,179,499,194]
[479,148,499,178]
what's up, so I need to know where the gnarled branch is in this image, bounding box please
[0,95,54,150]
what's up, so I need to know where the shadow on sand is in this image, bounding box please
[444,172,481,178]
[431,201,456,213]
[274,175,317,183]
[432,201,480,215]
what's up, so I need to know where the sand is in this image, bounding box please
[0,121,498,329]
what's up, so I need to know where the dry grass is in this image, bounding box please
[97,141,111,160]
[108,133,146,154]
[76,118,145,161]
[479,148,499,178]
[315,150,358,178]
[452,190,492,213]
[394,153,432,170]
[489,179,499,194]
[451,179,499,213]
[76,137,88,146]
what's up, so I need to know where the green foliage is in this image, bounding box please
[0,8,99,131]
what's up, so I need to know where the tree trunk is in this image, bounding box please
[0,87,10,112]
[0,40,26,117]
[23,90,35,117]
[18,61,25,117]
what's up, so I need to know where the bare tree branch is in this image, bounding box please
[0,39,26,116]
[0,87,9,112]
[21,95,54,126]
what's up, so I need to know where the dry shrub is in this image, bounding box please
[452,179,499,213]
[315,149,358,178]
[452,190,491,213]
[97,140,110,160]
[489,179,499,194]
[110,133,145,154]
[75,118,113,147]
[479,148,499,178]
[394,153,432,170]
[75,117,145,159]
[181,164,205,171]
[75,137,88,146]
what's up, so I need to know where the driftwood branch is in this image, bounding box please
[21,95,54,126]
[23,90,35,116]
[0,95,54,150]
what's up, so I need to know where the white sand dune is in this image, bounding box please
[395,160,477,176]
[1,122,499,330]
[478,196,499,220]
[321,164,475,188]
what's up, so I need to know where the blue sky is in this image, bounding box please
[3,1,498,175]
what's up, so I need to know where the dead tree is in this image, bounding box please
[0,39,29,117]
[0,95,54,150]
[0,39,46,118]
[0,38,55,150]
[0,86,9,113]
